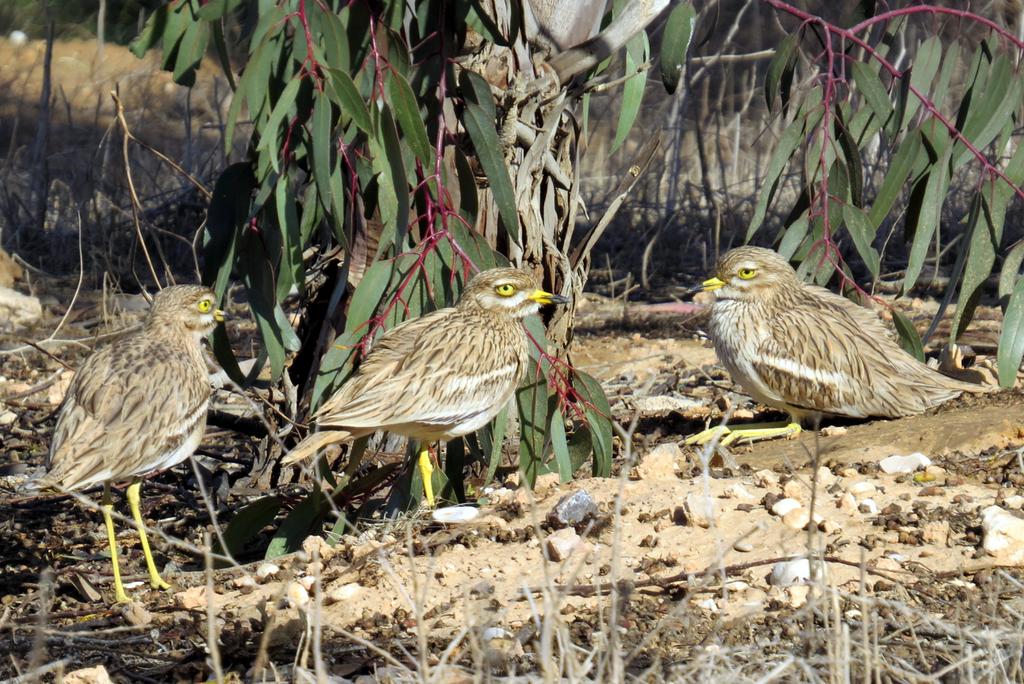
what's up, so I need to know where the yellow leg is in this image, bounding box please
[684,421,802,447]
[101,484,130,604]
[417,444,436,508]
[126,480,171,591]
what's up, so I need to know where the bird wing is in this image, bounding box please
[314,309,525,434]
[44,340,209,491]
[751,290,966,418]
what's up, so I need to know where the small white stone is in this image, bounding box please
[8,30,28,47]
[815,466,837,487]
[684,492,717,528]
[546,528,585,561]
[879,453,932,474]
[1005,495,1024,510]
[696,597,718,612]
[847,481,877,498]
[232,574,257,590]
[982,506,1024,564]
[769,558,828,586]
[482,627,513,641]
[432,506,480,524]
[299,575,316,591]
[858,499,879,515]
[733,539,754,552]
[753,469,779,488]
[771,497,802,517]
[723,483,754,499]
[286,581,310,608]
[782,508,811,530]
[837,492,858,512]
[0,410,15,426]
[326,582,362,605]
[256,562,280,580]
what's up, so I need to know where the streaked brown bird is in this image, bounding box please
[283,267,570,506]
[34,285,223,603]
[686,246,990,446]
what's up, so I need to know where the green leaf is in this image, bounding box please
[266,490,325,559]
[891,308,925,362]
[765,34,799,112]
[841,205,881,277]
[311,94,334,219]
[549,404,572,482]
[572,371,612,477]
[129,4,170,58]
[954,55,1022,168]
[868,129,922,228]
[1000,240,1024,306]
[259,76,302,174]
[850,60,893,124]
[325,67,372,133]
[516,372,549,489]
[611,31,649,153]
[172,20,209,85]
[196,0,244,21]
[460,70,520,245]
[483,405,509,487]
[214,496,281,564]
[387,71,433,167]
[777,215,809,259]
[901,36,942,130]
[904,150,950,293]
[748,114,806,240]
[375,104,410,256]
[999,274,1024,387]
[660,2,696,95]
[275,177,303,299]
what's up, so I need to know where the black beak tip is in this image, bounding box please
[549,294,571,305]
[683,285,705,299]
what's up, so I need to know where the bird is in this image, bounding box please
[685,246,991,446]
[31,285,223,603]
[282,267,571,507]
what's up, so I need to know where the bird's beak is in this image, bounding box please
[685,276,726,298]
[528,289,571,305]
[214,309,226,323]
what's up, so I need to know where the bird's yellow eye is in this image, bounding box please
[495,283,516,297]
[738,268,757,280]
[197,299,212,313]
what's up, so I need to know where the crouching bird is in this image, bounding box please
[686,247,991,446]
[30,285,223,603]
[282,267,570,507]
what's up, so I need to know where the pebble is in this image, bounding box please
[769,557,827,586]
[63,666,114,684]
[753,469,779,488]
[232,575,257,591]
[1005,495,1024,510]
[636,443,681,480]
[786,585,811,608]
[733,539,754,552]
[847,481,877,498]
[546,528,589,561]
[815,466,837,487]
[547,490,598,528]
[782,508,813,530]
[724,483,755,500]
[770,497,802,517]
[256,562,280,580]
[0,410,15,426]
[174,586,222,611]
[879,452,932,474]
[982,505,1024,564]
[683,492,717,528]
[326,582,362,605]
[301,535,338,561]
[858,499,879,515]
[837,492,858,512]
[286,581,310,608]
